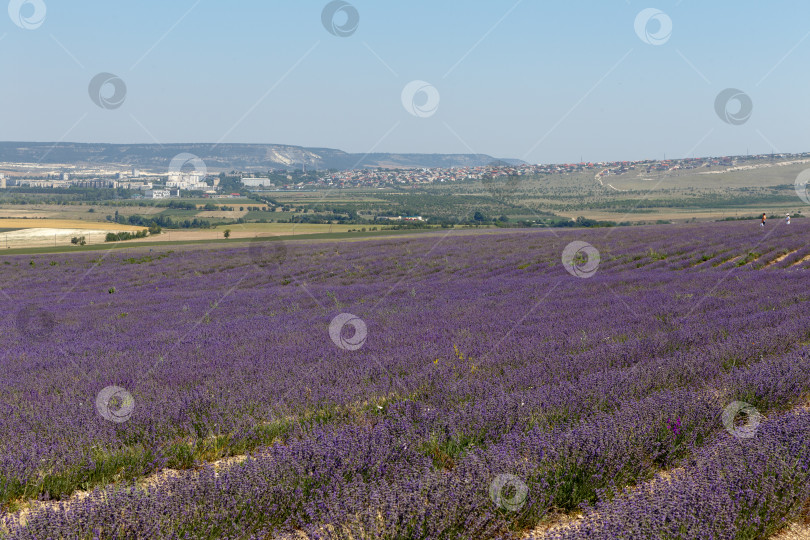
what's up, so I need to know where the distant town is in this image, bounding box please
[1,152,807,198]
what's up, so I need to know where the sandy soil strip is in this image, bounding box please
[765,250,799,268]
[528,400,810,539]
[789,254,810,267]
[7,398,807,538]
[524,468,682,538]
[762,249,799,268]
[2,454,249,530]
[771,523,810,540]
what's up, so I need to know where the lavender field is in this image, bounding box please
[2,221,810,539]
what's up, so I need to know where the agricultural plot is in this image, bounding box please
[2,221,810,539]
[213,222,370,235]
[196,210,249,219]
[0,219,143,231]
[0,205,164,221]
[0,220,146,249]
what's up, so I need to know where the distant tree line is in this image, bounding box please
[105,230,148,242]
[547,216,623,228]
[111,213,213,230]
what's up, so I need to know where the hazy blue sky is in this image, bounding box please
[2,0,809,163]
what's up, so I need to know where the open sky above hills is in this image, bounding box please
[3,1,810,163]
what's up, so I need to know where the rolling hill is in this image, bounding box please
[0,142,524,172]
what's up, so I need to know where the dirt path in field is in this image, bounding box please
[6,400,810,538]
[790,254,810,267]
[527,475,810,540]
[523,468,682,538]
[765,250,798,268]
[595,169,624,192]
[526,400,810,539]
[771,523,810,540]
[1,454,249,530]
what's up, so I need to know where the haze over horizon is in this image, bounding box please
[3,1,809,164]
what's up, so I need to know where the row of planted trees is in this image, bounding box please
[105,230,149,242]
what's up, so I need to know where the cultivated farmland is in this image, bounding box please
[2,221,810,539]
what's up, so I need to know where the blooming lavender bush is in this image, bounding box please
[539,407,810,540]
[2,220,810,538]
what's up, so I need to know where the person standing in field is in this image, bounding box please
[786,213,791,225]
[761,213,767,227]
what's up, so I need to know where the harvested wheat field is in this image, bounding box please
[0,219,143,231]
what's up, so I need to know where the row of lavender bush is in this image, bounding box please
[7,341,810,538]
[3,221,810,537]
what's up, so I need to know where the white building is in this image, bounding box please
[145,189,172,199]
[167,173,207,191]
[242,177,272,187]
[122,181,153,190]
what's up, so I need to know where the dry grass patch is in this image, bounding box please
[0,219,143,231]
